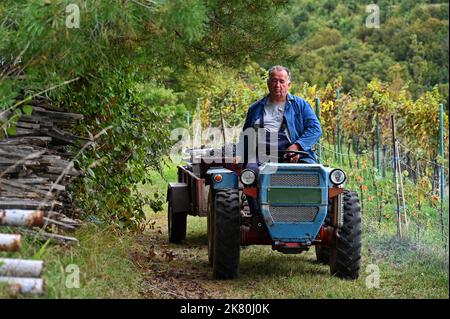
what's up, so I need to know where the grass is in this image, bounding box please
[0,224,142,299]
[137,210,448,299]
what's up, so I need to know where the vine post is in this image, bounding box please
[391,115,402,239]
[315,96,322,163]
[376,109,381,175]
[336,89,342,165]
[439,102,446,250]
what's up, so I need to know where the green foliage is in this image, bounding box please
[179,63,267,128]
[293,78,449,163]
[68,67,171,230]
[0,0,291,230]
[137,83,188,130]
[1,0,448,231]
[282,0,449,98]
[158,0,208,42]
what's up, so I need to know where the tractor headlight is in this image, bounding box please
[240,169,256,186]
[330,169,346,186]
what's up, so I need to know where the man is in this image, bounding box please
[242,65,322,165]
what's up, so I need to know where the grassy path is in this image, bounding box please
[134,210,448,299]
[136,164,448,299]
[3,163,445,299]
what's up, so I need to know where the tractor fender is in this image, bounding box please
[167,182,191,214]
[206,168,238,190]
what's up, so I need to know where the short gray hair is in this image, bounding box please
[268,65,291,82]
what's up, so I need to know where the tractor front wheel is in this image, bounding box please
[211,189,240,279]
[329,190,362,279]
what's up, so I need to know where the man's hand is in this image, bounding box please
[286,143,301,163]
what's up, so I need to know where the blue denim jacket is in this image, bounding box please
[242,93,322,163]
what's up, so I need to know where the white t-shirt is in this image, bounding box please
[254,101,291,142]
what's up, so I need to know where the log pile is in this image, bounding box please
[0,100,85,229]
[1,99,86,295]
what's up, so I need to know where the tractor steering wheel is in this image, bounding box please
[279,149,309,159]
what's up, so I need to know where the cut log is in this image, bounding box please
[0,178,55,197]
[0,234,21,252]
[13,127,48,137]
[46,127,81,145]
[13,177,50,184]
[17,228,79,246]
[31,106,84,121]
[49,183,66,191]
[0,209,45,227]
[0,190,46,200]
[0,277,44,294]
[16,121,40,130]
[0,199,61,210]
[44,211,82,226]
[0,145,47,156]
[0,158,41,166]
[0,136,52,146]
[0,258,44,277]
[46,165,81,176]
[43,217,76,231]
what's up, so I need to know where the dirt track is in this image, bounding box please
[131,216,226,299]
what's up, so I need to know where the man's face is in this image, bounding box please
[267,69,291,100]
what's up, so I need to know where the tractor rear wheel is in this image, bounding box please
[315,245,330,265]
[212,189,240,279]
[168,201,187,243]
[329,190,362,279]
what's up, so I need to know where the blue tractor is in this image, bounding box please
[167,148,362,280]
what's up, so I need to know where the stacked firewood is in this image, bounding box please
[0,235,45,295]
[1,98,86,295]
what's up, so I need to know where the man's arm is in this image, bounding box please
[294,100,322,152]
[237,103,258,162]
[242,105,255,131]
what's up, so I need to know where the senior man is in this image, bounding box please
[239,65,322,215]
[241,65,322,165]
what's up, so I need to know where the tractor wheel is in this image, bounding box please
[315,245,330,265]
[212,189,240,279]
[329,190,362,279]
[207,189,214,266]
[168,201,187,243]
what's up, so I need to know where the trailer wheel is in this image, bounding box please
[329,190,362,279]
[168,201,187,243]
[212,189,240,279]
[315,246,330,265]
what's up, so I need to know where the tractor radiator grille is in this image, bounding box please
[270,174,319,187]
[268,206,319,222]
